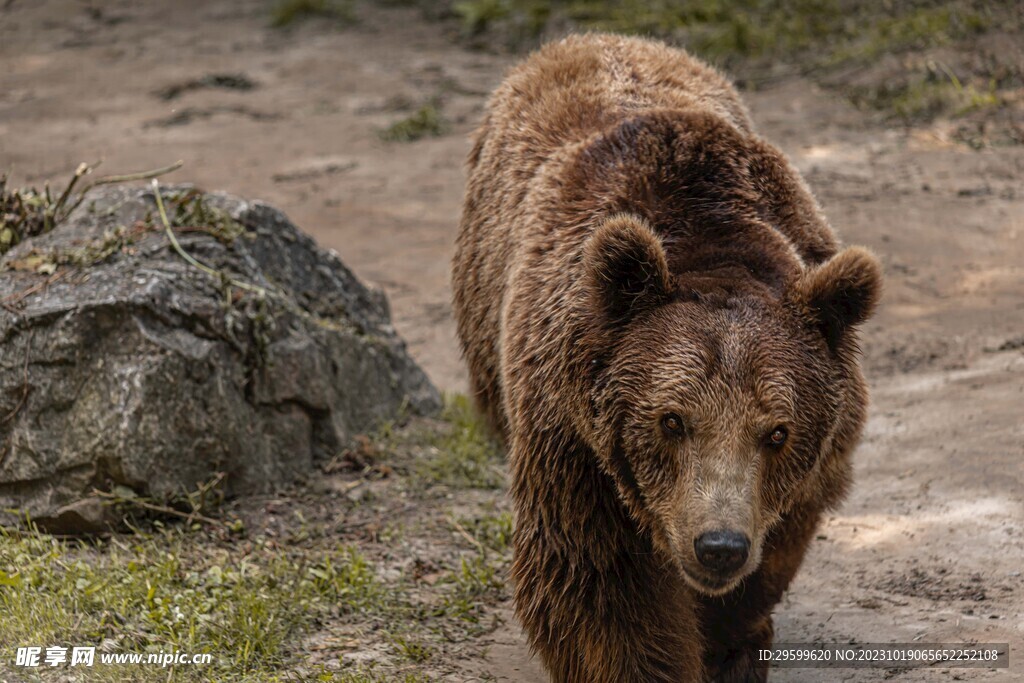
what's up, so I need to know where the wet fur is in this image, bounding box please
[452,34,880,682]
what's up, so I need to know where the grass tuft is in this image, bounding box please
[2,186,245,276]
[332,668,434,683]
[388,634,434,663]
[164,188,247,243]
[849,62,1002,124]
[413,394,503,489]
[270,0,356,28]
[0,162,181,258]
[437,553,504,625]
[463,512,513,552]
[378,103,449,143]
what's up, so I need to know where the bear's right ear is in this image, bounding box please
[584,214,672,323]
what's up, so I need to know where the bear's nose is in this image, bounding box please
[694,530,750,574]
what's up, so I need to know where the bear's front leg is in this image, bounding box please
[509,437,706,682]
[704,615,773,683]
[513,541,707,683]
[700,505,821,682]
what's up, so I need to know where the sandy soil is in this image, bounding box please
[1,1,1021,680]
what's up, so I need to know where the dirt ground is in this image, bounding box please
[1,1,1021,681]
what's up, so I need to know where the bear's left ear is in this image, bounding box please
[584,214,672,324]
[790,247,882,351]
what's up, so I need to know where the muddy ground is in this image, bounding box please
[1,1,1021,681]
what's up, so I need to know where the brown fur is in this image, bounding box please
[452,34,881,682]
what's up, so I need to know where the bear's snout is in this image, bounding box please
[693,530,750,575]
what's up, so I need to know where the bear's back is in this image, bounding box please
[472,34,752,184]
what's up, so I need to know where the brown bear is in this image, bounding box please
[452,34,881,682]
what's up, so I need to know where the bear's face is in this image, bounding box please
[605,303,839,595]
[585,215,881,595]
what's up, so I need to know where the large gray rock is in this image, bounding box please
[0,186,440,531]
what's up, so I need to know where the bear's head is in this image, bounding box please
[583,214,881,595]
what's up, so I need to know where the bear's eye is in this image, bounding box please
[765,426,788,448]
[660,413,685,437]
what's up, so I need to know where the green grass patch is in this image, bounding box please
[0,526,383,680]
[443,0,995,64]
[332,668,434,683]
[270,0,356,28]
[448,0,847,58]
[378,103,449,143]
[462,512,513,552]
[412,394,503,489]
[436,553,503,625]
[849,63,1002,123]
[388,634,434,663]
[828,4,990,64]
